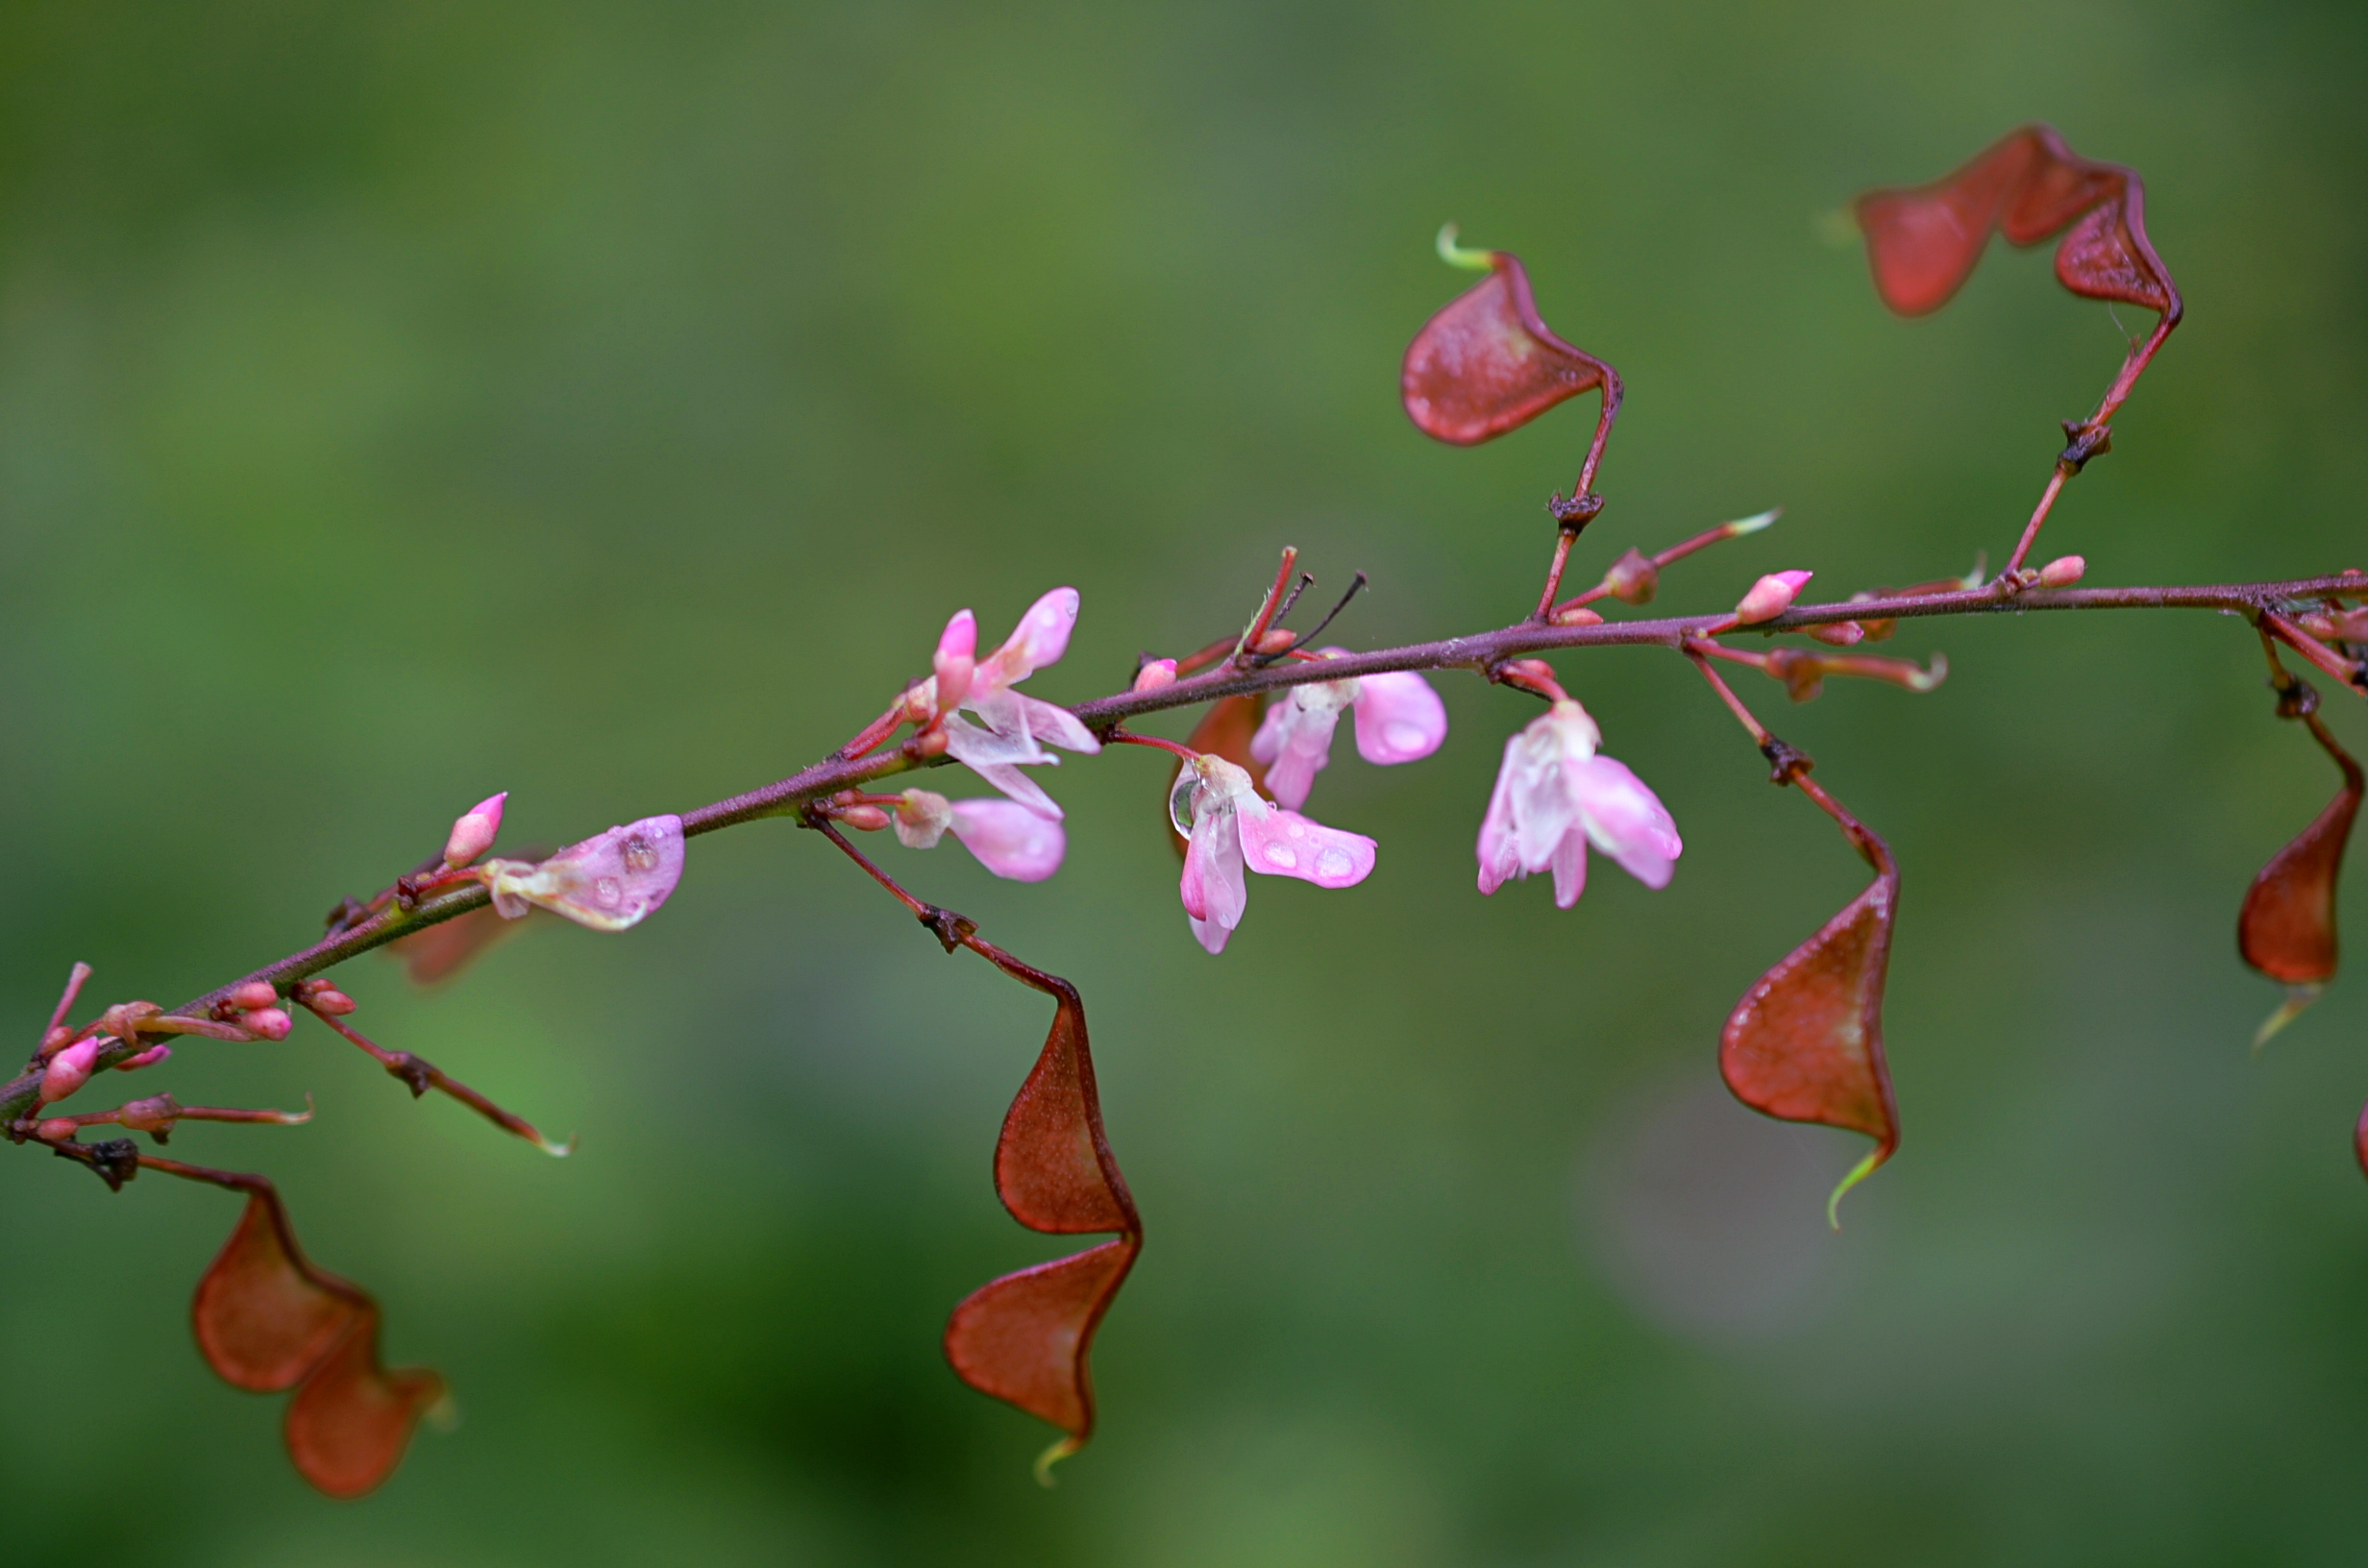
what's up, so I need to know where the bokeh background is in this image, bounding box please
[4,2,2366,1563]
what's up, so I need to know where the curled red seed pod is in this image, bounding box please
[1401,233,1618,448]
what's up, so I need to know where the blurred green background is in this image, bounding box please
[5,1,2366,1562]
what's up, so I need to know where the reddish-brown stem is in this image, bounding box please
[2003,469,2070,578]
[1232,549,1301,668]
[1685,642,1772,747]
[1108,729,1201,764]
[1555,517,1768,617]
[7,569,2361,1128]
[1535,527,1584,622]
[301,1004,570,1157]
[2262,610,2366,688]
[837,701,910,762]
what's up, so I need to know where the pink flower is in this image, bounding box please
[1174,754,1376,954]
[476,814,686,931]
[39,1038,100,1105]
[893,790,1066,882]
[1246,656,1448,809]
[1476,699,1681,907]
[444,792,507,869]
[928,589,1101,819]
[1734,570,1814,625]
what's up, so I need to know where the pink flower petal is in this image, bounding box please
[1179,810,1247,939]
[1476,733,1525,895]
[933,610,977,716]
[1003,692,1101,755]
[950,799,1066,882]
[1235,805,1376,889]
[1351,672,1447,765]
[1248,697,1342,810]
[942,715,1065,820]
[1568,754,1682,889]
[481,815,686,931]
[982,587,1080,688]
[1549,827,1589,909]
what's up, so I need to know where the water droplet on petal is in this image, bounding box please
[1316,847,1352,879]
[1263,843,1297,870]
[1385,721,1427,752]
[594,876,623,909]
[1285,820,1306,838]
[621,835,658,872]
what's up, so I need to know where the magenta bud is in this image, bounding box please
[1548,605,1604,627]
[35,1117,78,1142]
[242,1008,295,1041]
[2036,554,2086,588]
[228,980,281,1012]
[115,1043,173,1071]
[445,792,508,870]
[1734,570,1814,625]
[840,804,892,831]
[934,610,978,717]
[1132,659,1179,693]
[305,987,358,1017]
[39,1039,100,1105]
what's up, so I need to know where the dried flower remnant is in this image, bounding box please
[180,1166,446,1497]
[943,960,1139,1483]
[474,814,685,931]
[1720,788,1902,1229]
[2239,687,2361,1047]
[1476,699,1682,907]
[1172,754,1377,954]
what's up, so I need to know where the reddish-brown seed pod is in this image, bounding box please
[386,902,525,985]
[182,1175,444,1496]
[2355,1097,2368,1183]
[2238,715,2359,1047]
[283,1311,448,1500]
[943,972,1139,1479]
[1166,695,1270,860]
[1855,124,2178,321]
[1720,825,1901,1227]
[192,1191,365,1392]
[1401,243,1617,447]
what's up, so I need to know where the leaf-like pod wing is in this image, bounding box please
[1720,836,1902,1222]
[1401,253,1614,445]
[283,1311,449,1500]
[945,972,1140,1468]
[1855,125,2178,320]
[2239,723,2361,987]
[191,1190,365,1392]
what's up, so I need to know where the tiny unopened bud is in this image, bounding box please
[228,980,281,1012]
[1133,658,1179,693]
[1734,570,1814,625]
[2036,554,2086,588]
[1601,548,1659,605]
[294,979,358,1016]
[115,1043,172,1071]
[116,1094,182,1134]
[1549,605,1605,627]
[35,1117,78,1142]
[39,1039,100,1105]
[1807,621,1865,647]
[38,1026,72,1059]
[840,804,892,831]
[242,1008,294,1041]
[444,792,508,869]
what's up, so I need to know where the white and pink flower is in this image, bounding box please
[893,789,1066,882]
[1174,754,1376,954]
[1476,699,1681,907]
[1247,656,1448,809]
[920,589,1101,820]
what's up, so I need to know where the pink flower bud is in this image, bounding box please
[1549,606,1604,627]
[1601,548,1659,605]
[39,1039,100,1105]
[297,983,358,1016]
[1734,570,1814,625]
[228,980,281,1012]
[115,1043,173,1071]
[839,804,892,832]
[2036,554,2086,588]
[933,610,977,717]
[242,1008,295,1041]
[1132,659,1178,693]
[444,792,508,869]
[35,1117,78,1142]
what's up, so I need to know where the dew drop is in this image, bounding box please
[594,876,623,909]
[1285,820,1306,838]
[1384,721,1427,753]
[1315,847,1353,879]
[1262,843,1297,870]
[622,836,657,872]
